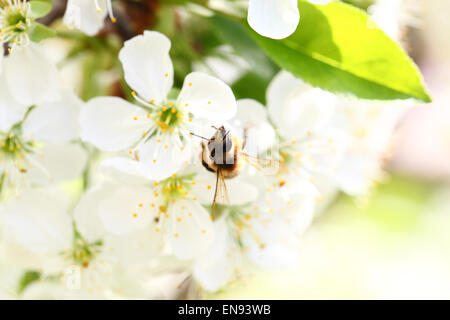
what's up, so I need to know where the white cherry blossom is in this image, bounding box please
[193,180,317,292]
[1,187,158,297]
[64,0,115,36]
[80,31,236,181]
[85,174,249,260]
[331,97,409,197]
[0,90,87,198]
[233,71,348,199]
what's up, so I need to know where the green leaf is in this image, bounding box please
[246,1,431,102]
[232,72,270,104]
[29,23,56,43]
[17,270,41,294]
[29,0,52,18]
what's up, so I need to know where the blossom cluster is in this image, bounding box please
[0,0,413,299]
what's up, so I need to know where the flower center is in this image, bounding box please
[0,0,32,48]
[224,205,266,249]
[0,132,27,156]
[65,229,103,268]
[159,173,195,202]
[154,103,185,134]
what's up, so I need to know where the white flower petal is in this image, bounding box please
[104,228,163,266]
[232,100,276,156]
[267,71,335,140]
[80,97,149,151]
[98,186,161,235]
[336,151,382,196]
[119,31,173,103]
[236,99,268,124]
[248,0,300,39]
[22,90,81,144]
[193,220,237,292]
[267,71,303,126]
[245,238,298,268]
[27,143,87,185]
[3,189,72,254]
[73,185,112,242]
[177,72,236,121]
[99,157,150,185]
[138,135,191,181]
[63,0,108,36]
[192,172,259,206]
[4,44,59,106]
[168,200,214,260]
[0,74,27,132]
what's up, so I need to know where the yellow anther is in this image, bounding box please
[138,203,143,207]
[131,91,136,96]
[174,233,179,238]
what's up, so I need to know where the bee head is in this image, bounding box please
[208,126,233,158]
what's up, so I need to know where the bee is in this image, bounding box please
[192,126,278,216]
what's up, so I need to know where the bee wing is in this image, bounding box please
[241,152,280,175]
[212,169,230,218]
